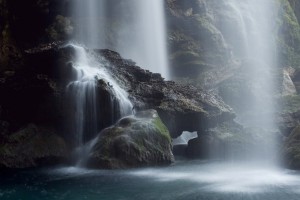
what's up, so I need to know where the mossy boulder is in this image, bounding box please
[0,124,69,169]
[282,125,300,169]
[87,110,174,169]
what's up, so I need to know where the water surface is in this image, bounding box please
[1,161,300,200]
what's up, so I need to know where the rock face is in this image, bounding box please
[0,43,234,168]
[283,126,300,169]
[0,124,69,169]
[0,0,70,71]
[166,0,300,83]
[166,0,232,80]
[87,110,174,169]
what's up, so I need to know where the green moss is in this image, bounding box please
[153,117,171,142]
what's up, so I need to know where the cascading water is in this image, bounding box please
[72,0,169,79]
[73,0,106,49]
[67,45,132,139]
[220,0,279,163]
[70,0,137,165]
[116,0,170,79]
[66,44,133,165]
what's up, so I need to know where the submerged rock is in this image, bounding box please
[86,110,174,169]
[0,124,69,169]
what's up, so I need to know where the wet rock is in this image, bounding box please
[279,95,300,136]
[99,48,235,138]
[282,125,300,169]
[166,0,232,79]
[86,110,174,169]
[17,44,234,139]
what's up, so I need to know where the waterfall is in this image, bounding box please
[66,44,133,164]
[70,0,137,163]
[73,0,169,79]
[73,0,106,49]
[116,0,170,79]
[67,44,132,140]
[222,0,278,163]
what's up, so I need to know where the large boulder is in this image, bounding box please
[99,49,235,138]
[0,124,69,169]
[86,110,174,169]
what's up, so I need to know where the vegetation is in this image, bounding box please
[277,0,300,68]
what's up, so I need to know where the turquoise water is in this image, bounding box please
[1,161,300,200]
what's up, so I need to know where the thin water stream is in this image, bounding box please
[66,44,132,165]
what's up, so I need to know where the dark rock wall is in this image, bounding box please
[0,0,70,71]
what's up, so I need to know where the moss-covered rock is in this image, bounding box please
[86,110,174,169]
[0,124,69,169]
